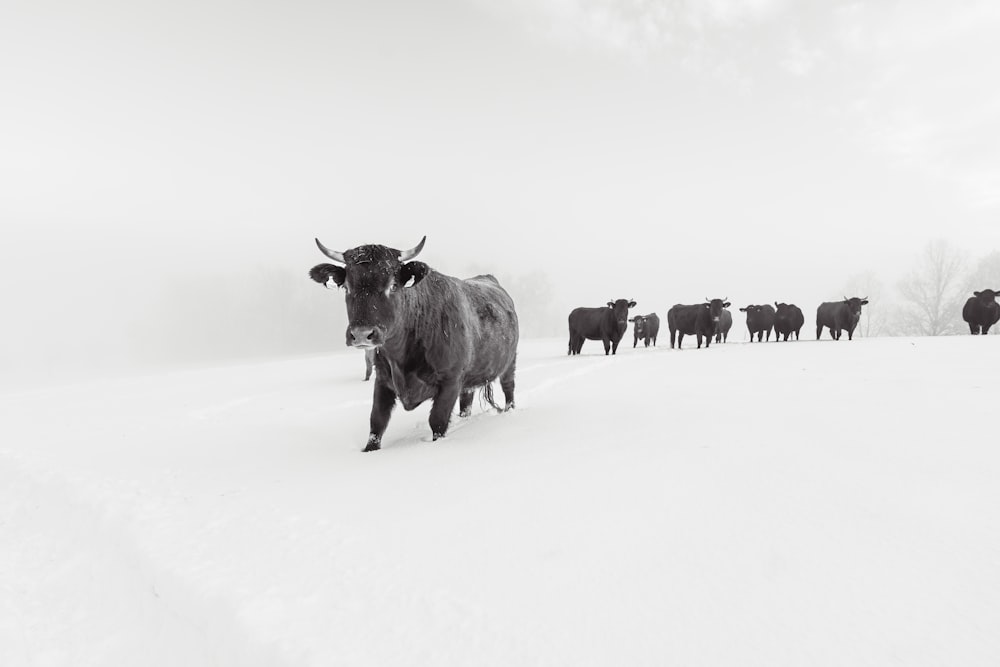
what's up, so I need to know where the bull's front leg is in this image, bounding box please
[429,378,462,440]
[365,379,397,452]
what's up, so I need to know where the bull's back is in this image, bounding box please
[669,304,707,334]
[816,302,839,326]
[460,275,519,381]
[569,307,610,337]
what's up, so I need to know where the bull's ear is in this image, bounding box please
[723,302,731,308]
[860,299,869,305]
[400,261,430,288]
[607,301,615,308]
[628,317,635,322]
[628,300,637,308]
[974,291,982,297]
[309,264,345,288]
[739,307,747,312]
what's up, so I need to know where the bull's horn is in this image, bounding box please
[315,238,345,264]
[399,236,427,262]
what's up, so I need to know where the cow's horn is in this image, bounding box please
[399,236,427,262]
[315,238,345,264]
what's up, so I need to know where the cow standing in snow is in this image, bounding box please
[962,289,1000,335]
[310,236,519,451]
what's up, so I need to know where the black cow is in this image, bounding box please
[816,296,869,341]
[568,299,636,355]
[363,348,376,381]
[715,308,733,343]
[629,313,660,348]
[667,298,730,349]
[739,304,776,342]
[773,302,804,341]
[962,289,1000,334]
[309,236,519,451]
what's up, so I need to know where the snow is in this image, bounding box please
[2,335,999,666]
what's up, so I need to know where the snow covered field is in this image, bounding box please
[2,334,999,666]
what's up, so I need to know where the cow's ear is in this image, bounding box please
[607,301,615,308]
[739,307,747,312]
[723,302,731,308]
[309,264,345,288]
[974,291,982,297]
[628,317,635,322]
[400,261,430,288]
[628,300,637,308]
[860,299,869,305]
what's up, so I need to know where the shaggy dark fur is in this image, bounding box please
[310,240,518,451]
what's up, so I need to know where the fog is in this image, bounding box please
[4,0,1000,386]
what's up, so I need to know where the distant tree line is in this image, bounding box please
[842,239,1000,337]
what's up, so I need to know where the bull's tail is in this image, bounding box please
[481,382,503,412]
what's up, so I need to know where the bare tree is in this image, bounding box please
[895,239,967,336]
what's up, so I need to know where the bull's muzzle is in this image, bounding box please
[347,325,384,348]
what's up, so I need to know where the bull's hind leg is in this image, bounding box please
[459,389,475,418]
[500,362,515,412]
[365,380,397,452]
[429,379,461,440]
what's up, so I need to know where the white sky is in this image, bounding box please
[3,0,1000,368]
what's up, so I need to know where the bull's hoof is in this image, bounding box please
[432,432,446,441]
[504,402,515,412]
[363,435,381,452]
[459,408,472,418]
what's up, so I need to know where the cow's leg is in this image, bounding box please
[429,378,462,440]
[365,380,397,452]
[458,388,475,418]
[611,337,621,355]
[984,323,993,335]
[677,332,684,348]
[603,338,611,355]
[500,363,516,412]
[816,325,822,340]
[696,333,703,349]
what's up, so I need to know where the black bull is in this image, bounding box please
[310,236,519,451]
[816,296,869,341]
[667,298,731,349]
[567,299,636,355]
[962,289,1000,335]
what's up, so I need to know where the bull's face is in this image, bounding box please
[707,298,731,325]
[608,299,637,329]
[842,296,869,318]
[973,289,1000,306]
[309,237,429,348]
[630,316,647,336]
